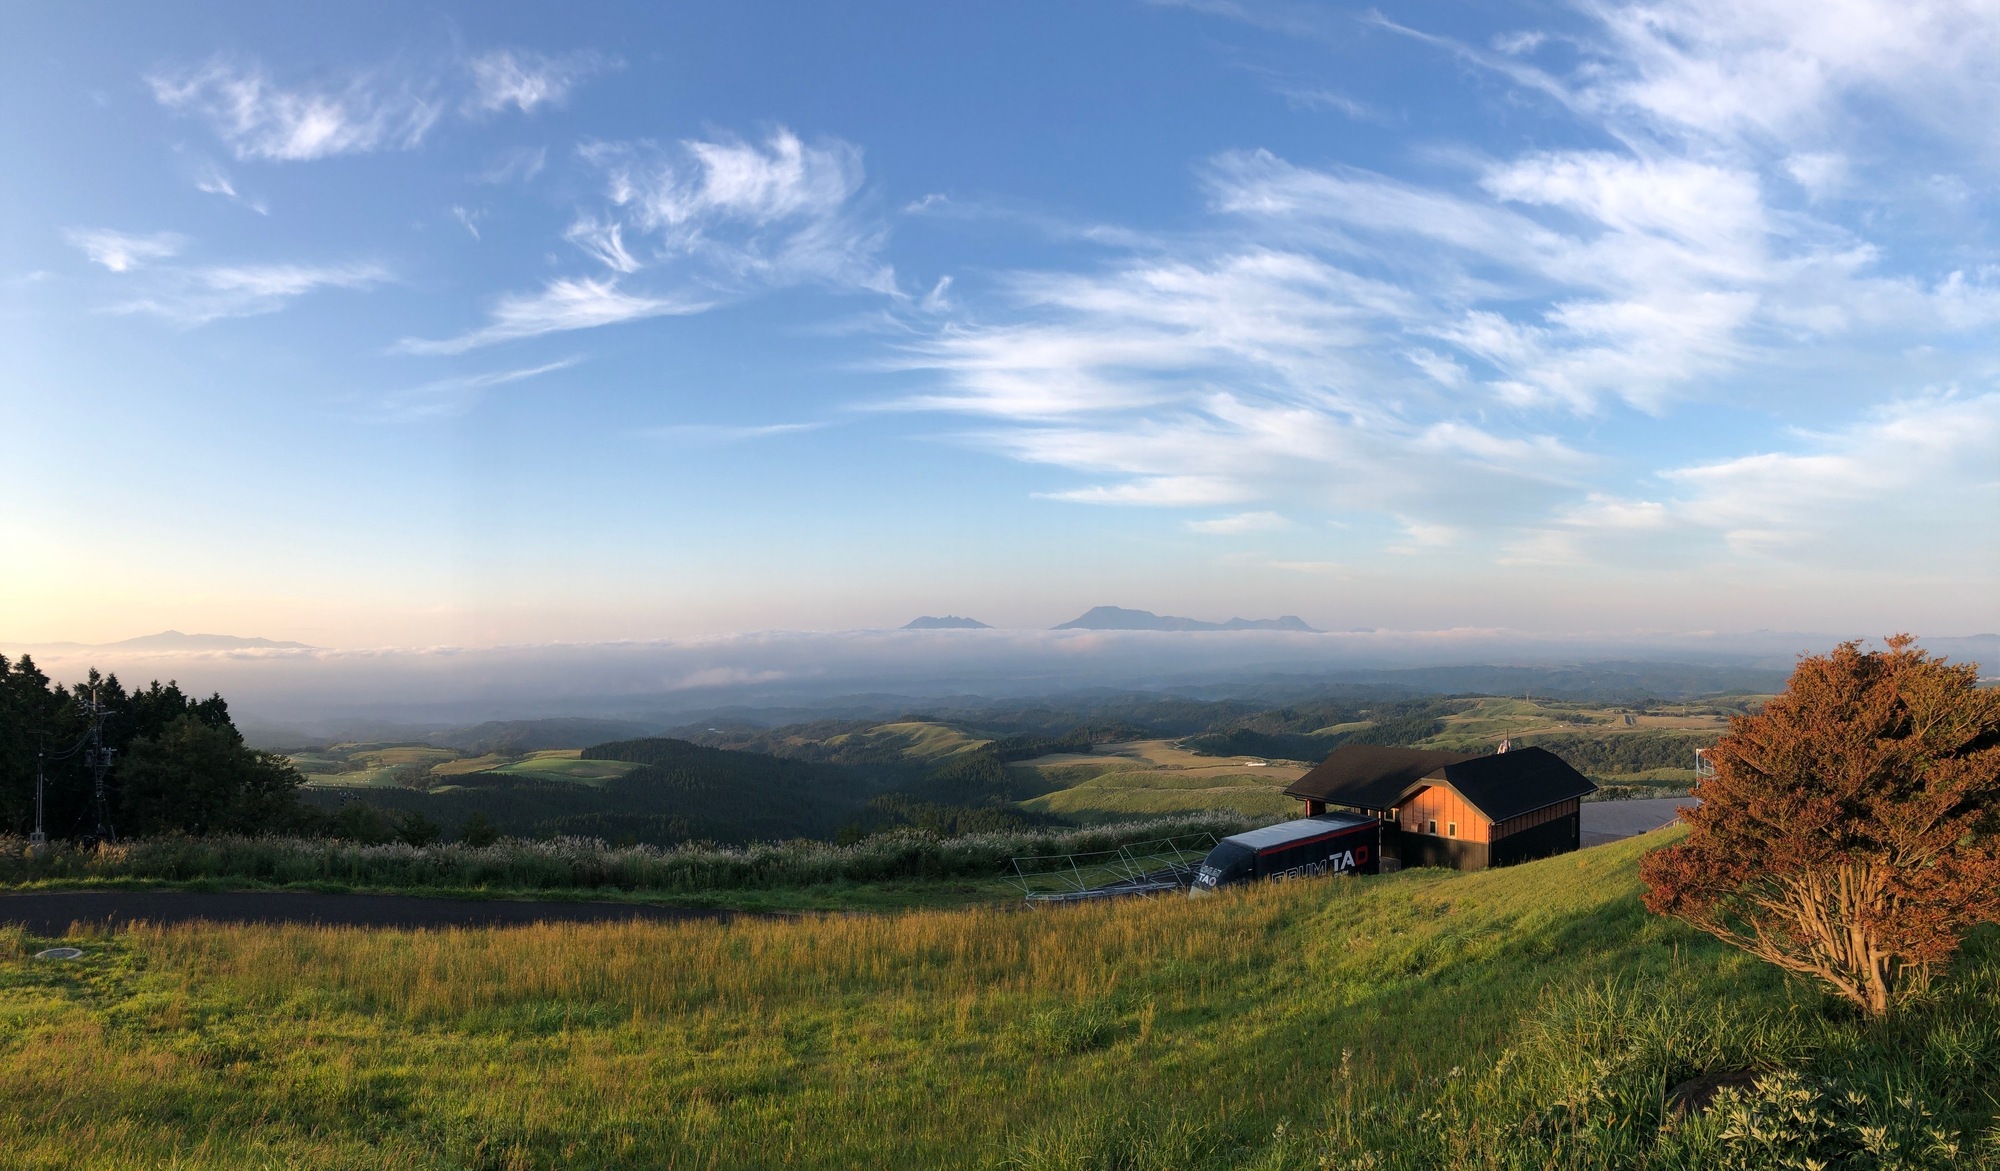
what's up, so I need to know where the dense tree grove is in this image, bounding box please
[1641,637,2000,1016]
[0,654,308,840]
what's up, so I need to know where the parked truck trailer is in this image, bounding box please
[1190,812,1379,895]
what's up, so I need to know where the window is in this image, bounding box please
[1427,819,1437,835]
[1447,822,1457,838]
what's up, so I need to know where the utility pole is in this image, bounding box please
[30,731,47,850]
[77,686,116,845]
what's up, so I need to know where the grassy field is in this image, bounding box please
[1016,740,1305,821]
[829,719,990,761]
[291,744,461,789]
[484,750,641,785]
[1023,703,1738,816]
[432,753,512,777]
[294,745,641,790]
[6,828,1994,1168]
[1419,696,1733,748]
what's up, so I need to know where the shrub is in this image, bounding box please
[1641,636,2000,1016]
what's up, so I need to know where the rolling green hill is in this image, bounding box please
[285,690,1757,852]
[6,828,1993,1167]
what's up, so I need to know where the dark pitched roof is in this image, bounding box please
[1428,747,1597,822]
[1283,743,1598,822]
[1284,745,1480,810]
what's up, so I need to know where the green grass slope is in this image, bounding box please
[1021,767,1297,821]
[485,749,641,785]
[3,830,1994,1168]
[829,719,990,761]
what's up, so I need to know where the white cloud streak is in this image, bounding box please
[150,48,615,163]
[890,0,2000,568]
[377,358,583,420]
[412,127,892,353]
[393,278,708,355]
[641,421,829,444]
[1187,511,1290,534]
[65,229,185,272]
[582,128,895,293]
[149,59,442,161]
[111,261,389,325]
[1506,392,2000,563]
[465,50,614,114]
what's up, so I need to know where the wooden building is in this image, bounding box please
[1283,744,1595,871]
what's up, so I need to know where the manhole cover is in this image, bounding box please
[33,947,85,960]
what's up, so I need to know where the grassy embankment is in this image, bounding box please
[4,828,1995,1169]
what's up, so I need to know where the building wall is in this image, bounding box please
[1397,796,1582,872]
[1401,834,1487,871]
[1488,812,1581,868]
[1395,785,1491,844]
[1490,797,1580,841]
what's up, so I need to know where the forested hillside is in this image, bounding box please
[0,654,310,839]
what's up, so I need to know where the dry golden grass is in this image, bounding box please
[9,830,1989,1169]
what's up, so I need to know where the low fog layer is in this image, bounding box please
[11,629,1992,738]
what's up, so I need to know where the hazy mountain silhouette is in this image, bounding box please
[105,630,314,650]
[902,616,992,629]
[1054,606,1319,632]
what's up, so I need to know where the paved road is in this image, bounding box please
[1579,797,1695,848]
[0,890,732,936]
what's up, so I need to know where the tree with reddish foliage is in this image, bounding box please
[1640,636,2000,1017]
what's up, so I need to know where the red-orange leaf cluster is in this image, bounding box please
[1640,636,2000,1016]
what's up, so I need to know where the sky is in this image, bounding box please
[5,0,1998,651]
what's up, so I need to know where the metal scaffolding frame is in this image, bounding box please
[1008,831,1219,906]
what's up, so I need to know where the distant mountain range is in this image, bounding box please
[19,630,315,651]
[112,630,313,650]
[1054,606,1321,633]
[902,616,992,630]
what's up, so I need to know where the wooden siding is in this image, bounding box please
[1491,797,1580,841]
[1395,785,1490,844]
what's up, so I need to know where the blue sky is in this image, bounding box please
[5,0,1997,648]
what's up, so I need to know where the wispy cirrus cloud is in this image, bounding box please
[186,161,269,214]
[577,128,895,292]
[890,246,1584,523]
[1187,510,1290,534]
[1505,391,2000,564]
[641,421,829,444]
[887,0,2000,568]
[1664,391,2000,553]
[149,59,443,162]
[64,228,185,272]
[393,277,708,355]
[475,145,547,185]
[112,261,389,325]
[375,357,583,420]
[465,49,616,115]
[63,225,384,323]
[148,48,615,165]
[403,127,893,353]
